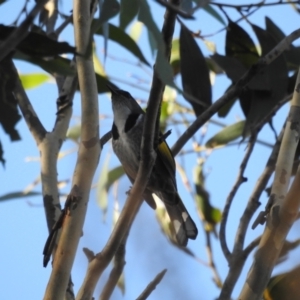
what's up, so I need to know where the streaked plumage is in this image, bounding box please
[109,87,198,246]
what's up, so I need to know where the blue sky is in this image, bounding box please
[1,1,300,299]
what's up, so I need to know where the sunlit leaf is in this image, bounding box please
[66,124,81,143]
[19,73,49,90]
[129,21,143,42]
[180,22,212,116]
[93,44,106,76]
[170,39,180,75]
[206,120,245,148]
[117,272,125,295]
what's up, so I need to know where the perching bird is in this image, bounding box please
[109,86,198,246]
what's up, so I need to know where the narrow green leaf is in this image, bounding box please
[97,157,110,219]
[19,73,49,90]
[170,39,180,76]
[265,17,286,42]
[156,51,176,88]
[106,166,125,191]
[0,25,76,57]
[205,120,245,148]
[180,23,212,116]
[95,23,150,66]
[95,0,120,29]
[120,0,139,29]
[95,74,119,93]
[138,0,164,51]
[193,164,221,233]
[129,21,143,42]
[0,191,42,202]
[97,163,125,220]
[226,20,259,68]
[241,24,288,134]
[203,4,226,25]
[14,52,75,76]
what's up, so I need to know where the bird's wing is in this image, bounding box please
[125,172,157,209]
[157,137,177,189]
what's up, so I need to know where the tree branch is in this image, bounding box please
[136,269,167,300]
[172,28,300,156]
[76,1,180,299]
[218,120,285,300]
[219,133,257,263]
[239,68,300,300]
[44,0,100,298]
[99,234,128,300]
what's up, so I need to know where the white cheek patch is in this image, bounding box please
[113,106,131,131]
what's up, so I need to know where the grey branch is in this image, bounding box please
[136,269,167,300]
[0,0,48,62]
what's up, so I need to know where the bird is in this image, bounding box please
[108,86,198,246]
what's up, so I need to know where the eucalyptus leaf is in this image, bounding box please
[180,22,212,116]
[0,191,43,202]
[95,23,150,66]
[20,73,49,90]
[206,120,245,148]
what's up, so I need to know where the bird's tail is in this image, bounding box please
[164,193,198,246]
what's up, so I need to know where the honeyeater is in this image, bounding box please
[109,86,198,246]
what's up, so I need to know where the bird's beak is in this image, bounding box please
[106,83,119,95]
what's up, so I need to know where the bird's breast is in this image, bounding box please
[112,128,142,179]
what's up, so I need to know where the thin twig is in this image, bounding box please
[211,0,299,9]
[0,0,48,62]
[218,124,284,300]
[100,234,128,300]
[154,0,194,19]
[136,269,168,300]
[205,231,223,288]
[220,132,257,262]
[239,68,300,300]
[76,1,180,299]
[243,236,261,257]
